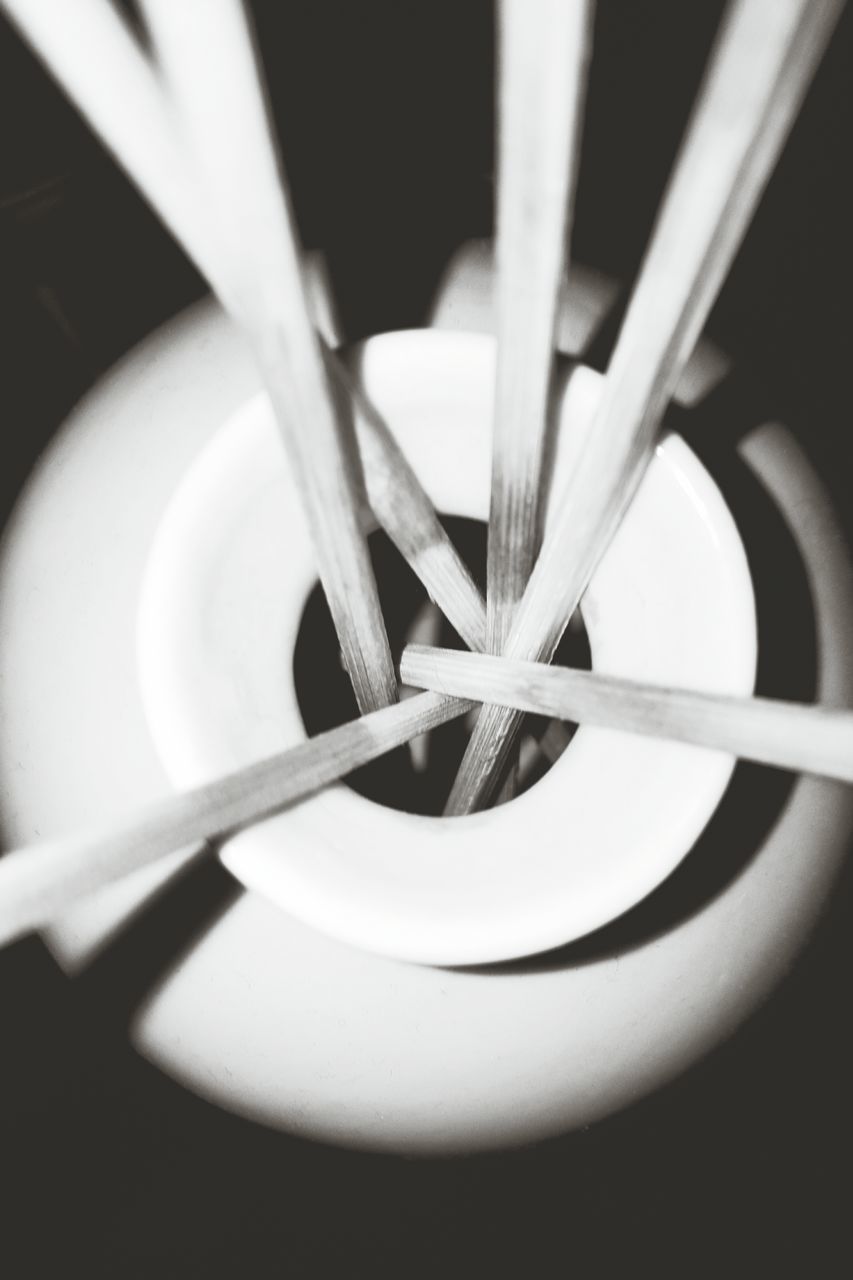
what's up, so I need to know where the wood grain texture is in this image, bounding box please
[140,0,396,712]
[444,0,845,814]
[487,0,593,653]
[402,647,853,784]
[1,0,489,658]
[0,691,473,949]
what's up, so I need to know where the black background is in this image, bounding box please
[0,2,851,1275]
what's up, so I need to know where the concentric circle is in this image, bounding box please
[137,329,756,965]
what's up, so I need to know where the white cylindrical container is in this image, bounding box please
[0,246,849,1153]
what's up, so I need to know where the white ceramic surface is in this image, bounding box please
[137,329,756,966]
[1,245,850,1151]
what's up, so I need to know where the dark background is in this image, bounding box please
[0,1,850,1274]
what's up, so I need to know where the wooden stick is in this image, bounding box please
[138,0,396,713]
[445,0,845,814]
[489,0,593,803]
[0,691,473,950]
[487,0,593,653]
[0,0,488,658]
[402,647,853,785]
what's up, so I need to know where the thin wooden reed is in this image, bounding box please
[139,0,396,712]
[402,647,853,784]
[0,691,473,950]
[487,0,593,653]
[445,0,845,814]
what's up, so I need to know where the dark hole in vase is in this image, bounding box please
[292,515,592,816]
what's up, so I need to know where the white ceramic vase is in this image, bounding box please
[0,242,850,1153]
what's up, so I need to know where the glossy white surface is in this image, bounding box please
[138,330,756,964]
[1,245,850,1151]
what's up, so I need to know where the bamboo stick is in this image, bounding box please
[402,647,853,784]
[0,691,473,950]
[445,0,845,813]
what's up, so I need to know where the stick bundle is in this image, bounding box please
[0,0,846,955]
[445,0,845,813]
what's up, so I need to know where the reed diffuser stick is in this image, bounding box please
[0,691,473,951]
[141,0,395,712]
[401,646,853,784]
[488,0,593,654]
[488,0,593,800]
[445,0,845,813]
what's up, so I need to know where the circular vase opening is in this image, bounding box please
[137,329,756,965]
[292,515,592,816]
